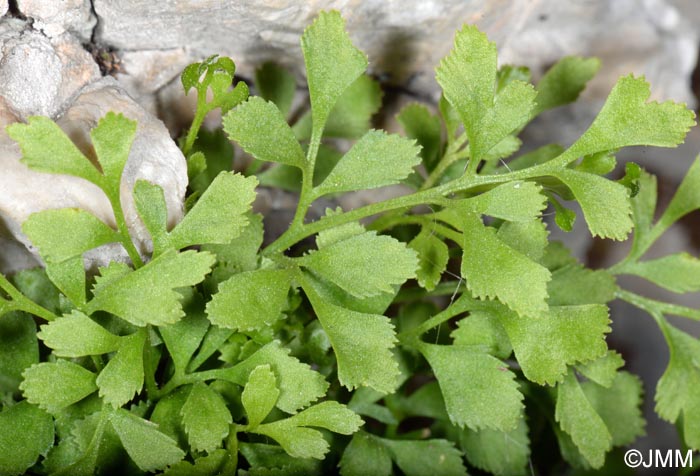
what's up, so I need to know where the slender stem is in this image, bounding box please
[399,293,475,343]
[421,134,469,190]
[616,289,700,321]
[110,196,144,268]
[182,92,208,156]
[0,274,59,321]
[394,281,464,303]
[369,214,462,245]
[289,128,323,231]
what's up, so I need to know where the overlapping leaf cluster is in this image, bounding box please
[0,9,698,476]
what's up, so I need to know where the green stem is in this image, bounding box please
[0,274,59,321]
[399,293,474,343]
[182,92,208,157]
[289,128,323,231]
[616,289,700,321]
[111,197,144,268]
[394,281,464,303]
[421,134,469,190]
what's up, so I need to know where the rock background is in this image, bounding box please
[1,0,700,465]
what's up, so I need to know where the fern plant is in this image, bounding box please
[0,10,698,476]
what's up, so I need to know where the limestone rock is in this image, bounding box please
[0,2,7,17]
[16,0,96,40]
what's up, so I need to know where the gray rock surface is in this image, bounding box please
[16,0,95,40]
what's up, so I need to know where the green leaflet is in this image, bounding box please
[159,303,210,374]
[555,371,612,468]
[452,311,512,359]
[299,230,418,298]
[90,112,137,194]
[222,340,329,413]
[419,342,523,431]
[252,401,362,459]
[460,418,530,476]
[87,250,215,326]
[576,351,624,388]
[22,209,120,263]
[0,401,54,476]
[301,10,368,138]
[96,330,146,407]
[465,181,547,222]
[560,75,696,164]
[38,311,121,357]
[181,382,232,452]
[625,253,700,293]
[0,312,38,393]
[242,365,279,429]
[547,264,617,306]
[305,285,400,393]
[133,180,169,254]
[409,228,449,291]
[162,450,228,476]
[255,62,297,118]
[339,432,393,476]
[533,57,600,115]
[655,321,700,448]
[397,103,442,171]
[436,25,535,163]
[47,255,87,305]
[7,116,103,186]
[110,408,185,471]
[314,130,421,195]
[551,169,633,240]
[21,360,97,412]
[497,304,611,385]
[461,212,551,317]
[169,172,257,249]
[496,219,549,263]
[657,156,700,228]
[224,97,305,168]
[582,372,645,446]
[206,268,291,331]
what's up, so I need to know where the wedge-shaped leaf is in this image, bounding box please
[562,75,695,164]
[222,340,329,413]
[452,311,512,359]
[631,169,657,243]
[238,442,322,475]
[436,26,495,152]
[302,10,367,136]
[655,321,700,448]
[576,351,624,388]
[397,103,442,170]
[582,371,645,446]
[300,230,417,298]
[0,401,54,476]
[305,289,399,393]
[533,57,600,115]
[87,250,215,326]
[133,180,169,254]
[224,97,305,168]
[23,209,120,263]
[111,408,185,471]
[658,156,700,228]
[419,343,523,430]
[160,310,209,374]
[7,116,102,185]
[242,365,279,429]
[466,182,547,222]
[315,130,421,195]
[460,418,530,476]
[552,169,632,240]
[38,311,121,357]
[181,382,232,452]
[96,330,146,407]
[547,264,617,306]
[91,112,137,193]
[461,213,550,316]
[46,255,87,305]
[169,172,257,249]
[255,62,297,118]
[626,253,700,293]
[0,312,38,394]
[555,371,612,468]
[497,304,610,385]
[340,432,392,476]
[496,220,549,263]
[383,438,468,476]
[294,75,382,140]
[409,229,449,291]
[252,401,362,459]
[21,360,97,412]
[206,268,291,331]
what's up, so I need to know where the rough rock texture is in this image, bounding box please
[16,0,96,40]
[95,0,697,113]
[0,19,187,272]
